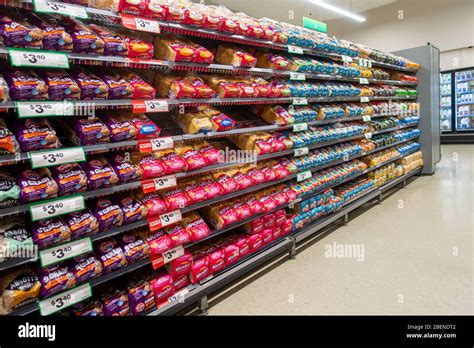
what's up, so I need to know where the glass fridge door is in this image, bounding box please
[440,72,452,132]
[454,68,474,131]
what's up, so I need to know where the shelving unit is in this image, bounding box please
[0,0,425,317]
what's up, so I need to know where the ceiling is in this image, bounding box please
[208,0,399,23]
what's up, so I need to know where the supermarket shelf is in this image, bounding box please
[457,102,474,106]
[0,47,417,86]
[9,0,418,74]
[0,256,38,271]
[456,91,473,96]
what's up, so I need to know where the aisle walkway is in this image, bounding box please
[206,145,473,315]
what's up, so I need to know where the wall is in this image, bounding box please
[327,0,474,70]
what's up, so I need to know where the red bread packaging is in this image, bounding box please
[133,152,166,179]
[140,229,173,257]
[199,175,224,199]
[201,246,225,274]
[261,228,273,245]
[248,232,263,252]
[201,202,239,229]
[175,145,207,171]
[150,272,175,305]
[193,141,223,165]
[211,171,239,194]
[179,180,207,205]
[138,191,168,217]
[182,212,211,242]
[190,255,209,284]
[166,252,193,277]
[243,196,264,216]
[173,273,190,291]
[154,149,188,174]
[232,200,252,220]
[164,222,191,247]
[160,186,189,211]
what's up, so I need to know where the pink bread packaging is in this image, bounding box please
[149,271,175,305]
[166,252,193,277]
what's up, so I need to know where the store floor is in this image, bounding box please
[205,145,473,315]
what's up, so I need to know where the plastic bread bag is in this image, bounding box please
[117,196,148,224]
[129,113,160,139]
[163,221,191,247]
[95,237,128,273]
[67,253,103,284]
[100,288,130,316]
[101,114,138,142]
[59,17,105,55]
[94,70,134,99]
[191,140,223,165]
[119,71,156,99]
[139,228,173,256]
[18,168,59,203]
[118,231,150,264]
[71,117,110,145]
[201,74,241,98]
[69,299,104,316]
[81,156,119,190]
[174,145,207,171]
[70,67,109,100]
[132,152,166,180]
[91,198,124,231]
[181,212,211,242]
[198,175,224,199]
[28,13,73,52]
[113,27,154,59]
[88,24,129,57]
[37,262,76,298]
[160,186,189,211]
[0,117,19,154]
[174,108,213,134]
[50,163,88,196]
[126,277,155,315]
[200,201,239,229]
[0,9,43,49]
[153,149,188,174]
[0,217,32,263]
[178,179,207,205]
[153,33,198,62]
[109,153,143,183]
[0,265,40,315]
[31,217,71,249]
[0,74,9,103]
[63,208,100,240]
[2,68,48,101]
[37,70,81,101]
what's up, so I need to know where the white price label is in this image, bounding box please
[362,115,372,122]
[40,238,92,267]
[359,78,369,85]
[341,55,353,63]
[360,96,370,103]
[364,133,373,139]
[16,101,74,117]
[38,284,92,316]
[159,210,182,228]
[153,175,177,190]
[9,49,69,69]
[167,288,189,304]
[292,123,308,132]
[289,72,306,81]
[162,245,185,263]
[33,0,88,18]
[134,17,160,33]
[296,170,312,182]
[292,97,308,106]
[29,147,85,168]
[294,147,309,157]
[287,45,304,54]
[150,137,174,151]
[145,100,169,113]
[30,195,85,222]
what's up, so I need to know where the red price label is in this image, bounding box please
[120,13,160,33]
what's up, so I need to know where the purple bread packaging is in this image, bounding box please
[37,263,76,297]
[73,117,110,145]
[51,163,87,196]
[16,118,59,152]
[68,253,102,284]
[126,279,155,315]
[63,209,100,239]
[95,237,128,273]
[31,218,71,249]
[18,168,59,203]
[101,289,130,316]
[91,198,124,231]
[81,157,119,190]
[70,68,109,100]
[2,69,48,101]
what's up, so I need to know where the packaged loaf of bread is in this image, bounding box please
[118,196,148,224]
[59,17,104,54]
[0,118,19,155]
[164,221,191,247]
[92,198,124,231]
[67,253,103,284]
[153,34,197,62]
[174,108,213,134]
[0,11,43,49]
[139,228,173,256]
[95,70,134,99]
[129,114,160,139]
[0,169,19,209]
[178,179,207,205]
[135,191,168,217]
[211,169,239,194]
[118,231,150,263]
[119,71,155,99]
[0,265,40,315]
[154,72,215,99]
[174,145,207,171]
[63,209,100,240]
[215,44,256,67]
[0,217,32,263]
[51,163,88,196]
[37,70,81,101]
[160,186,189,211]
[0,75,9,103]
[2,68,48,101]
[29,13,73,52]
[196,106,235,131]
[110,153,143,183]
[16,118,59,152]
[70,67,109,100]
[192,141,223,165]
[200,202,239,229]
[198,175,224,199]
[95,237,128,273]
[117,29,154,59]
[201,75,241,98]
[89,24,129,57]
[255,51,293,70]
[72,117,110,145]
[132,152,166,179]
[31,217,71,249]
[82,156,119,190]
[101,114,138,142]
[181,212,211,241]
[18,168,59,203]
[154,149,188,174]
[69,299,104,316]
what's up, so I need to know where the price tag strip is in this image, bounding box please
[148,210,182,231]
[30,195,85,222]
[138,137,174,153]
[294,147,309,157]
[120,14,160,34]
[289,72,306,81]
[38,283,92,316]
[360,96,370,103]
[29,147,86,169]
[287,45,304,54]
[364,132,373,139]
[132,99,169,113]
[142,175,177,194]
[296,170,312,182]
[150,245,185,270]
[8,48,69,69]
[16,101,74,118]
[359,78,369,85]
[32,0,88,18]
[292,123,308,132]
[40,237,92,267]
[341,55,353,63]
[292,97,308,106]
[167,287,189,304]
[362,115,372,122]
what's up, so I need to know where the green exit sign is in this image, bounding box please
[303,17,327,33]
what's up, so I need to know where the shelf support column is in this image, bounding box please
[198,295,208,315]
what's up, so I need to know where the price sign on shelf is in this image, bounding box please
[362,115,372,122]
[287,45,304,54]
[364,132,373,139]
[40,238,92,267]
[292,123,308,132]
[150,245,185,270]
[30,195,85,222]
[142,175,177,194]
[16,101,74,118]
[359,78,369,85]
[167,287,189,304]
[38,284,92,316]
[148,210,182,231]
[8,49,69,69]
[360,96,370,103]
[32,0,88,18]
[132,99,169,113]
[358,58,372,68]
[296,170,312,182]
[120,14,160,34]
[29,147,85,168]
[138,137,174,153]
[289,72,306,81]
[341,55,353,63]
[292,97,308,106]
[294,147,309,157]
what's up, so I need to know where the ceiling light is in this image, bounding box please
[310,0,366,22]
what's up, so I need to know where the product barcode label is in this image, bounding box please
[16,101,74,117]
[360,96,370,103]
[120,14,160,33]
[364,133,373,139]
[30,195,85,222]
[296,170,312,182]
[33,0,88,18]
[294,147,309,157]
[287,45,304,54]
[362,115,372,122]
[341,55,353,63]
[38,284,92,316]
[40,238,92,267]
[289,72,306,81]
[29,147,85,168]
[292,123,308,132]
[359,78,369,85]
[292,97,308,106]
[142,175,177,194]
[9,48,69,69]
